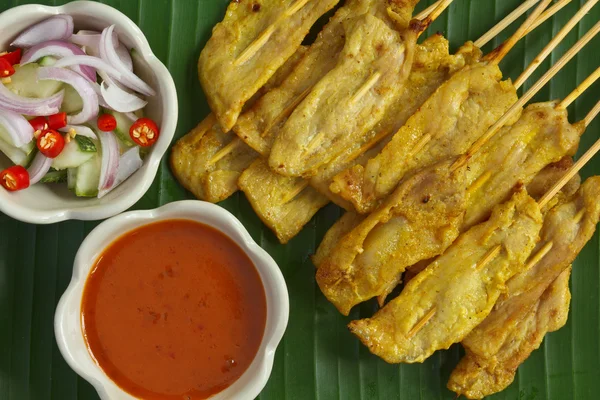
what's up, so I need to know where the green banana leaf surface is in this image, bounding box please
[0,0,599,399]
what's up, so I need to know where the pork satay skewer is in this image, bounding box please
[380,97,600,355]
[199,0,340,132]
[268,0,457,176]
[288,0,568,205]
[318,29,598,316]
[330,0,598,214]
[453,19,600,172]
[449,174,600,399]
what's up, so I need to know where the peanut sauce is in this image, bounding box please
[81,219,267,399]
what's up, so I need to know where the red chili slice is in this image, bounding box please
[0,165,30,191]
[0,49,22,65]
[29,116,49,138]
[48,112,67,130]
[97,114,117,132]
[0,58,15,78]
[37,129,65,158]
[129,118,159,147]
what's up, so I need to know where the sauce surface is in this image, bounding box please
[82,219,267,399]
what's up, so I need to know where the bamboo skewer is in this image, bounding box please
[407,98,600,338]
[261,85,313,138]
[234,0,311,66]
[351,72,383,104]
[526,0,574,34]
[281,181,311,204]
[414,0,442,21]
[514,0,599,90]
[451,20,600,172]
[208,138,244,165]
[418,0,455,31]
[485,0,553,65]
[557,66,600,109]
[475,0,541,48]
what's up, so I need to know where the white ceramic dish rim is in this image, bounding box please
[0,1,177,224]
[54,200,290,400]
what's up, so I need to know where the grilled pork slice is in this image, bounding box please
[316,158,469,316]
[269,12,417,176]
[233,0,420,156]
[349,189,543,363]
[449,176,600,398]
[172,46,308,202]
[330,61,518,213]
[464,101,583,229]
[448,267,572,399]
[199,0,339,131]
[238,159,329,244]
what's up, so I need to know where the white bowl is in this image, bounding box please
[55,200,289,400]
[0,1,178,224]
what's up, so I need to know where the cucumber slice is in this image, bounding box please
[60,84,84,114]
[75,135,97,152]
[51,139,95,170]
[108,111,135,147]
[5,63,63,99]
[67,168,77,190]
[0,137,34,166]
[0,124,35,155]
[38,56,57,66]
[40,169,67,183]
[74,153,101,197]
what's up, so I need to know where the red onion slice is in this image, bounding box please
[12,15,74,48]
[0,82,64,116]
[98,146,142,198]
[27,152,53,185]
[59,125,97,139]
[0,109,35,147]
[52,55,121,80]
[100,26,155,96]
[37,67,98,124]
[21,40,96,82]
[115,44,133,72]
[91,83,113,110]
[100,81,147,113]
[97,130,120,191]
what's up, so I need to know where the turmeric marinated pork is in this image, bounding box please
[316,101,582,315]
[242,35,477,243]
[463,101,583,229]
[198,0,339,131]
[330,60,518,213]
[238,159,329,243]
[316,159,469,315]
[449,176,600,399]
[170,115,258,203]
[269,12,417,176]
[233,0,419,156]
[448,267,572,399]
[349,189,543,363]
[172,45,308,202]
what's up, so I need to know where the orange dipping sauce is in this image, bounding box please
[81,219,267,399]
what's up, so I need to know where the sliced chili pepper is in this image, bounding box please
[29,116,49,138]
[0,49,22,65]
[97,113,117,132]
[0,58,15,78]
[37,129,65,158]
[0,165,30,191]
[129,118,159,147]
[48,112,67,130]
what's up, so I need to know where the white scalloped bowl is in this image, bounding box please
[0,1,177,224]
[55,200,290,400]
